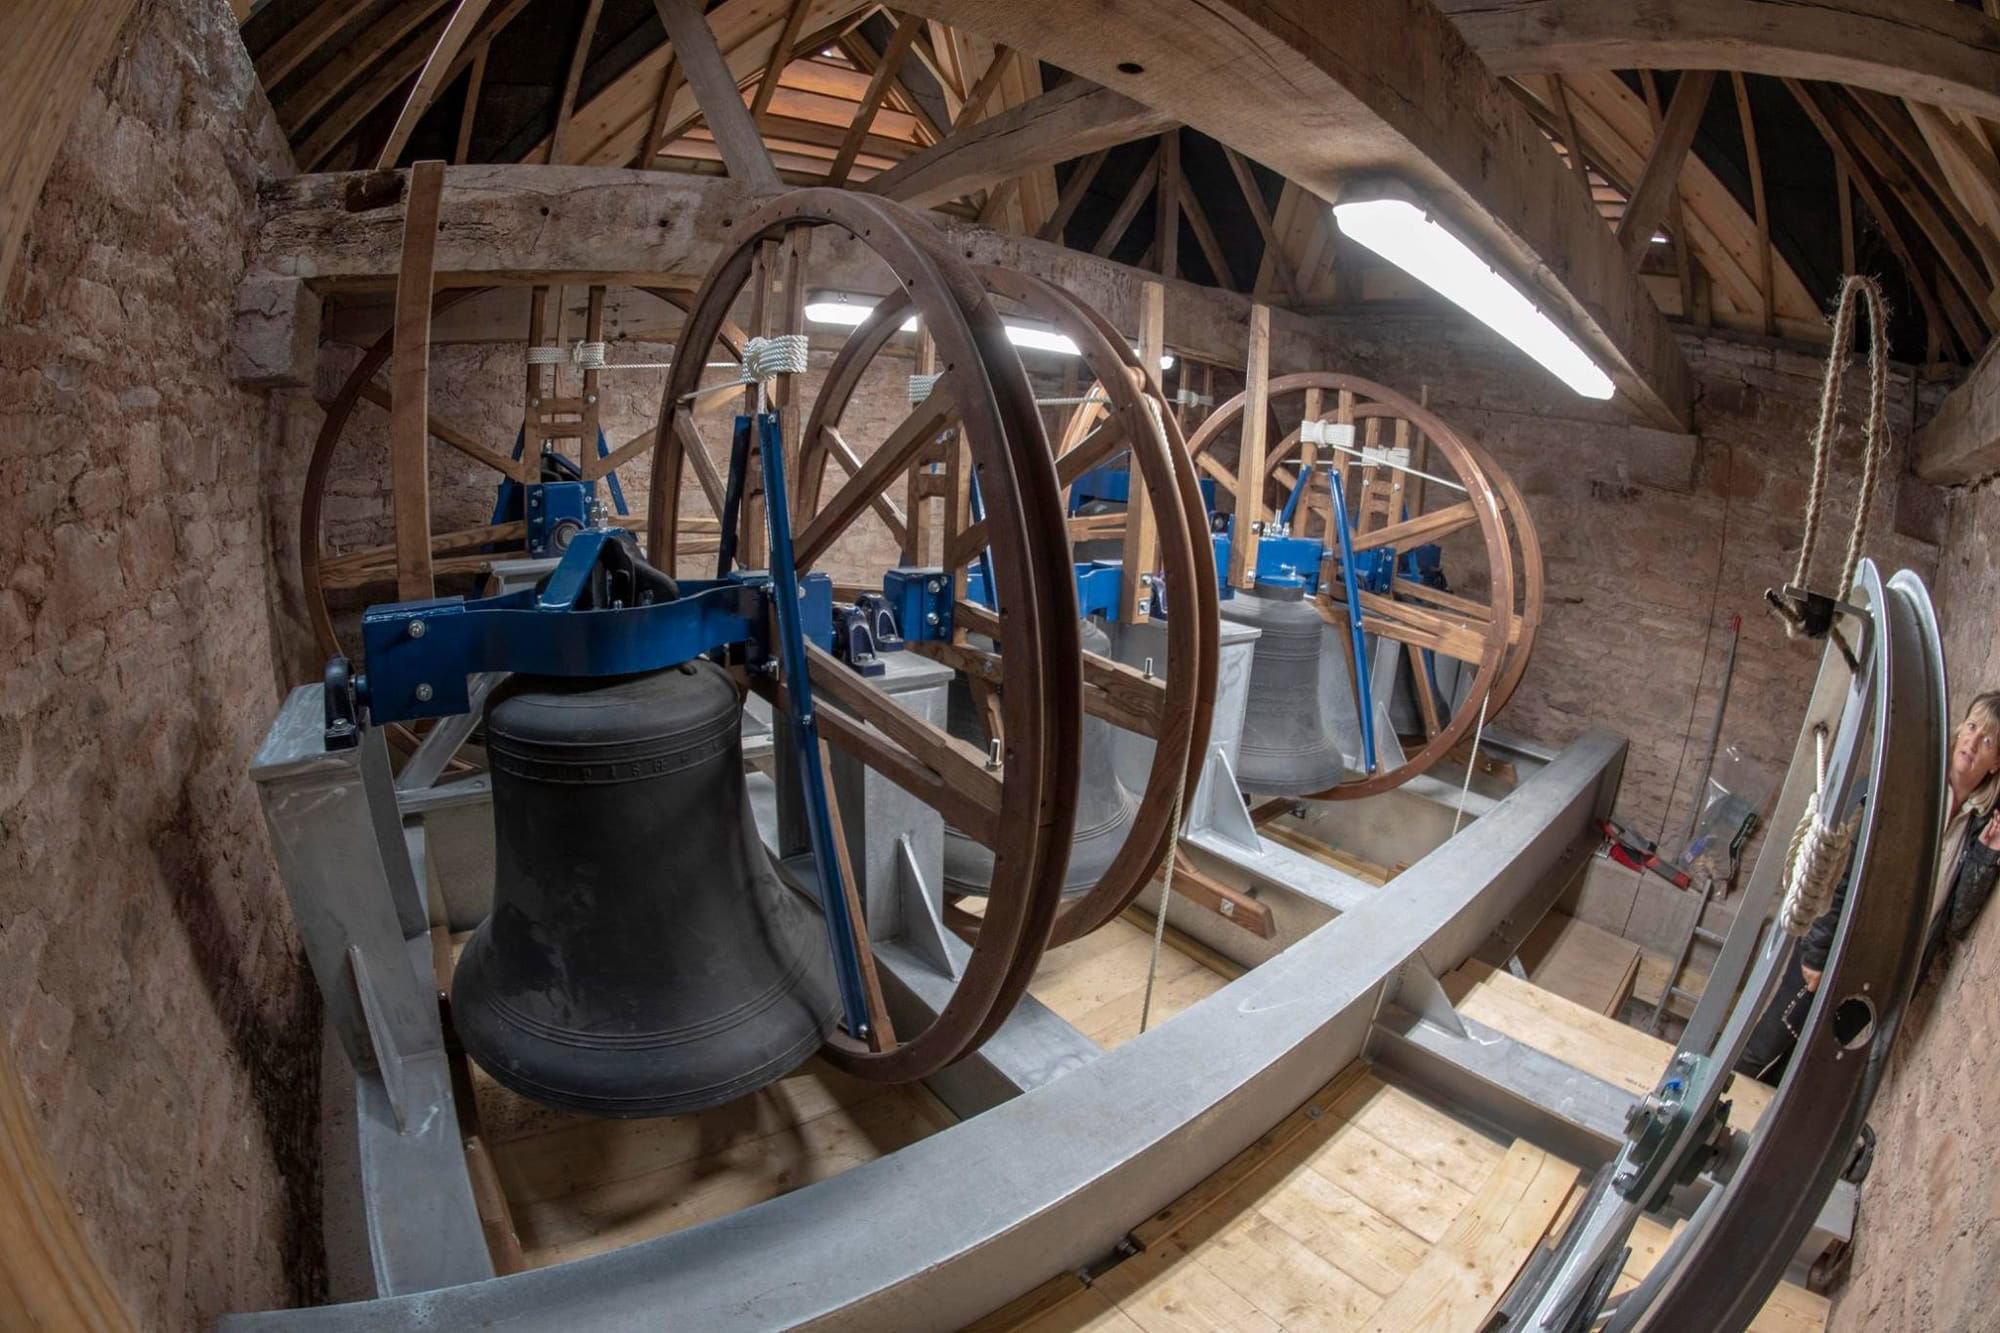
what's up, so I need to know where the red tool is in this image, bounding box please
[1600,818,1694,890]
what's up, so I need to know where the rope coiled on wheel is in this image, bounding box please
[1779,724,1861,937]
[680,334,810,402]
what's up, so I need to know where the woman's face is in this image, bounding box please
[1950,714,2000,792]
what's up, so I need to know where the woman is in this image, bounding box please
[1737,691,2000,1084]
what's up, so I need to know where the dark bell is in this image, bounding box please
[942,617,1138,898]
[1220,583,1350,796]
[451,660,838,1118]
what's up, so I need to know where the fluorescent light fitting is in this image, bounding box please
[1005,324,1080,356]
[1330,181,1615,400]
[803,295,918,332]
[1651,231,1670,245]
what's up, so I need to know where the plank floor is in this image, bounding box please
[980,967,1824,1331]
[1019,911,1235,1048]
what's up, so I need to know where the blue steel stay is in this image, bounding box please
[740,411,875,1040]
[1325,470,1378,774]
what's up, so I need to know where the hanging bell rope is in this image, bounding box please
[1779,723,1861,936]
[1767,275,1894,641]
[1137,767,1192,1035]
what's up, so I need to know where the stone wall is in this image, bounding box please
[1828,474,2000,1333]
[0,0,320,1324]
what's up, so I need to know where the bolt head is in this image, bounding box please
[927,579,943,593]
[926,612,940,625]
[407,619,426,639]
[415,683,434,702]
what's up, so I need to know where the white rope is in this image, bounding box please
[525,344,567,365]
[680,334,809,403]
[1779,724,1861,936]
[1451,688,1493,836]
[1138,771,1192,1035]
[1776,274,1894,638]
[528,340,685,372]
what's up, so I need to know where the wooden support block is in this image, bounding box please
[1162,853,1276,939]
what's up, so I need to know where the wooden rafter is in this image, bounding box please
[281,0,454,138]
[1177,175,1236,290]
[1729,72,1775,336]
[1616,70,1714,271]
[1636,71,1698,320]
[1037,148,1109,242]
[454,46,487,164]
[1848,90,2000,306]
[829,14,923,186]
[256,0,365,85]
[652,0,782,192]
[1785,77,1968,359]
[548,0,606,165]
[377,0,500,169]
[1223,147,1304,304]
[1092,145,1160,260]
[749,0,815,128]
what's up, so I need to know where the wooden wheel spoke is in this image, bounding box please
[591,424,658,479]
[817,425,912,550]
[1351,588,1489,663]
[673,411,729,515]
[797,379,960,567]
[1349,500,1479,553]
[360,379,528,479]
[1081,649,1167,738]
[801,643,1003,847]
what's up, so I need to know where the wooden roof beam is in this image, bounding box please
[1614,70,1713,272]
[1439,0,2000,124]
[864,80,1172,209]
[883,0,1692,429]
[1915,337,2000,484]
[652,0,782,193]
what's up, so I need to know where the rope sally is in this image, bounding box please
[1779,724,1861,936]
[1766,275,1893,642]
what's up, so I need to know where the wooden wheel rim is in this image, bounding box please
[1187,372,1514,800]
[801,264,1214,948]
[651,189,1082,1081]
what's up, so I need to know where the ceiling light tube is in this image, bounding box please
[806,292,1174,371]
[1330,179,1616,400]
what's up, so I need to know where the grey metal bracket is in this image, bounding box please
[892,834,956,979]
[1187,745,1260,853]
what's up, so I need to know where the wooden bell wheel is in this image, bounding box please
[652,189,1083,1083]
[795,264,1217,949]
[1187,373,1517,800]
[298,283,716,669]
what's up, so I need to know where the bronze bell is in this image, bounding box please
[1219,583,1351,796]
[943,617,1139,898]
[451,660,839,1118]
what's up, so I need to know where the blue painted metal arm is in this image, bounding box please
[1325,470,1378,774]
[360,528,783,724]
[749,411,875,1039]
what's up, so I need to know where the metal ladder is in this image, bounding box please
[1646,871,1729,1034]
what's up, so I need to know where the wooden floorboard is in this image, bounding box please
[1027,913,1232,1047]
[989,1059,1822,1332]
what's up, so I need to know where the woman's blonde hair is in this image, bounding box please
[1967,691,2000,734]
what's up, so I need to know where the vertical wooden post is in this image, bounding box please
[775,228,812,514]
[392,160,446,601]
[1155,130,1181,279]
[1120,281,1166,623]
[580,285,605,462]
[902,329,937,565]
[1227,303,1271,591]
[739,243,775,568]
